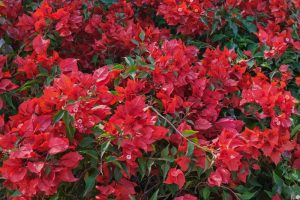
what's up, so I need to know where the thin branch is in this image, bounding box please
[148,106,216,155]
[221,185,241,200]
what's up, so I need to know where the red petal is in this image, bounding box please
[59,58,78,73]
[194,118,212,130]
[59,169,78,182]
[93,66,110,85]
[59,152,83,168]
[10,167,27,182]
[32,35,50,55]
[27,162,44,173]
[48,137,69,155]
[175,156,190,172]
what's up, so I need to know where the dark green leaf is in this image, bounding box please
[53,110,66,124]
[161,145,169,157]
[162,162,170,179]
[79,136,95,147]
[240,191,258,200]
[211,20,219,34]
[138,158,146,179]
[114,167,122,181]
[212,34,227,42]
[83,169,99,197]
[150,189,159,200]
[229,21,238,36]
[202,187,210,200]
[100,0,118,6]
[80,150,99,161]
[241,20,257,33]
[63,111,75,142]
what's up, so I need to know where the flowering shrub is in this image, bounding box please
[0,0,300,199]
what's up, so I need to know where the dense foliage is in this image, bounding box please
[0,0,300,199]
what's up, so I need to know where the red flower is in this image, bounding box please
[296,77,300,86]
[174,194,197,200]
[59,152,83,168]
[175,156,191,172]
[272,194,281,200]
[208,167,231,187]
[27,162,44,174]
[164,168,186,189]
[1,159,27,183]
[48,137,69,155]
[59,58,78,73]
[32,34,50,55]
[0,55,18,93]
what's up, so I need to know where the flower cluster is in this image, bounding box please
[0,0,300,200]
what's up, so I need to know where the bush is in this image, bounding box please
[0,0,300,199]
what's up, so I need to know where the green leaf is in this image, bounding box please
[128,65,137,79]
[161,145,169,157]
[202,187,210,200]
[162,162,170,180]
[240,191,258,200]
[138,158,146,179]
[38,66,49,75]
[83,169,99,197]
[147,55,155,65]
[200,17,208,26]
[291,124,300,139]
[125,57,135,66]
[114,167,122,181]
[150,189,159,200]
[79,136,95,147]
[222,191,230,200]
[273,171,283,193]
[186,141,194,156]
[2,93,16,110]
[167,184,179,195]
[147,160,155,176]
[264,190,274,198]
[49,194,59,200]
[131,39,139,46]
[63,111,75,142]
[211,20,219,34]
[229,20,238,36]
[51,65,61,76]
[10,190,21,197]
[182,129,198,137]
[91,54,99,66]
[53,110,66,124]
[241,20,257,33]
[100,0,118,6]
[45,76,54,86]
[212,34,227,42]
[18,79,38,92]
[139,30,145,41]
[106,155,117,162]
[80,150,99,161]
[138,71,150,79]
[100,141,111,159]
